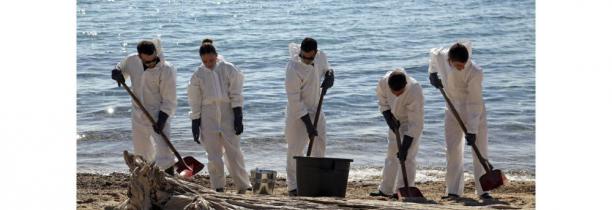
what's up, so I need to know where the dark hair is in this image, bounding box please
[202,38,213,45]
[199,44,217,55]
[388,71,407,91]
[300,37,317,52]
[448,43,469,63]
[137,40,156,55]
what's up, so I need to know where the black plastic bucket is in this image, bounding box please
[294,156,353,197]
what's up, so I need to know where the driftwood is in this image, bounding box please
[110,151,477,210]
[111,151,211,210]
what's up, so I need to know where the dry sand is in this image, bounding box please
[77,173,534,209]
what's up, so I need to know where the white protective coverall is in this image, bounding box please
[284,43,332,191]
[187,60,251,191]
[375,69,424,195]
[428,41,489,196]
[115,39,177,170]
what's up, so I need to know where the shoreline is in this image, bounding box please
[77,172,535,209]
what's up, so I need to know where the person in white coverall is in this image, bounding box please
[428,41,493,200]
[187,43,251,193]
[111,39,178,175]
[284,37,334,196]
[369,69,424,198]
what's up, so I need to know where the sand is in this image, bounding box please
[77,172,534,209]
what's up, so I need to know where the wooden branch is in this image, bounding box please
[109,151,470,210]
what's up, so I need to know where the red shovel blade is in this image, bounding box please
[175,156,205,178]
[398,186,425,201]
[479,169,508,191]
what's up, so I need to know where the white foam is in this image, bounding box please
[347,167,448,182]
[347,167,534,182]
[77,166,534,183]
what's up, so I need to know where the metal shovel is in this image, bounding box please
[438,87,507,191]
[119,80,204,177]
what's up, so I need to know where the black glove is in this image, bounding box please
[465,133,476,146]
[192,118,201,144]
[429,72,443,89]
[382,110,399,132]
[233,107,244,135]
[111,69,125,87]
[396,135,413,161]
[153,111,169,134]
[321,70,334,89]
[300,114,318,139]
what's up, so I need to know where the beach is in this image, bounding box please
[77,0,536,209]
[77,172,534,209]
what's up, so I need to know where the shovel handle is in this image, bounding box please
[119,81,189,170]
[306,87,327,156]
[438,88,493,173]
[393,129,410,189]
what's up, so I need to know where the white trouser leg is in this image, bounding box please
[220,133,252,190]
[132,116,155,163]
[471,110,489,195]
[202,133,226,189]
[151,122,176,170]
[310,115,327,158]
[395,134,420,189]
[285,114,327,191]
[445,110,465,196]
[285,123,309,191]
[378,129,399,195]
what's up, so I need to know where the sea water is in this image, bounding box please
[77,0,535,181]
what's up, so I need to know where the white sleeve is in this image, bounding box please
[316,51,331,79]
[401,85,425,138]
[159,66,177,117]
[187,72,203,120]
[228,64,245,108]
[376,76,391,113]
[465,69,484,134]
[285,62,308,118]
[428,48,443,74]
[115,56,131,81]
[288,43,300,57]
